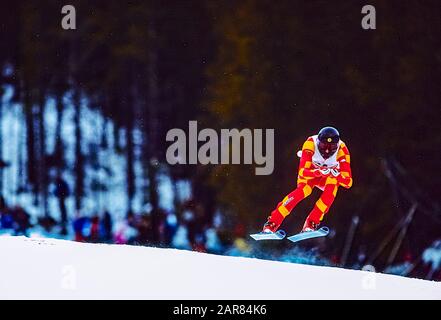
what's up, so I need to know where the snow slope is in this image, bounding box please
[1,236,440,299]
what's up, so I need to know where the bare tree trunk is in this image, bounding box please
[171,175,181,216]
[24,86,36,192]
[54,92,64,173]
[37,88,48,217]
[18,105,27,199]
[146,17,160,242]
[68,27,84,215]
[73,90,83,213]
[386,204,417,266]
[126,86,135,213]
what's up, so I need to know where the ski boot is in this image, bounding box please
[262,212,284,233]
[302,219,319,233]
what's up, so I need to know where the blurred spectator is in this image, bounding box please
[38,216,58,233]
[172,225,191,250]
[89,215,100,243]
[100,211,113,243]
[182,200,207,252]
[163,212,179,246]
[152,208,168,246]
[0,196,6,212]
[53,173,70,235]
[205,226,223,254]
[0,196,14,229]
[12,206,32,236]
[113,211,139,244]
[192,233,207,253]
[73,211,89,242]
[126,210,137,229]
[422,240,441,280]
[225,238,252,257]
[135,215,154,245]
[384,252,414,277]
[32,216,60,238]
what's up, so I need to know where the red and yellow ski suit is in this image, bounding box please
[268,136,353,230]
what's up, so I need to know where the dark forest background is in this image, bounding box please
[0,0,440,271]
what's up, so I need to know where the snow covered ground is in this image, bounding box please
[1,235,440,299]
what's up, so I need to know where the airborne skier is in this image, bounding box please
[262,126,353,234]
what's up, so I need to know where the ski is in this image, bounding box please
[250,230,286,241]
[287,226,330,243]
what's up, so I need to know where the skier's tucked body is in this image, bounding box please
[262,127,353,233]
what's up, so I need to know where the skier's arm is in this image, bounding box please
[336,143,353,188]
[298,138,320,178]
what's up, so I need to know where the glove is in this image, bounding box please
[313,168,330,177]
[330,168,340,177]
[313,169,322,177]
[336,173,350,185]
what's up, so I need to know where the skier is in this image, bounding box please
[262,126,353,233]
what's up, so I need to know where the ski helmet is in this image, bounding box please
[317,126,340,159]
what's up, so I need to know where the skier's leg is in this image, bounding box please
[263,182,314,231]
[303,177,339,230]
